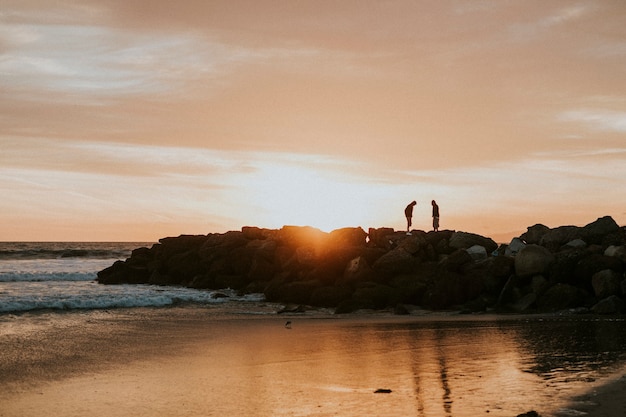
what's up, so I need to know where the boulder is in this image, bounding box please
[591,269,623,299]
[515,245,555,278]
[372,248,417,276]
[466,245,488,261]
[539,226,582,251]
[582,216,620,244]
[396,233,427,255]
[505,238,526,256]
[341,256,375,285]
[449,231,497,254]
[97,260,150,284]
[328,227,367,248]
[310,286,352,307]
[605,245,626,263]
[520,224,550,244]
[564,239,587,249]
[241,226,267,240]
[591,295,626,314]
[537,283,586,311]
[439,249,473,272]
[367,227,395,249]
[574,254,623,286]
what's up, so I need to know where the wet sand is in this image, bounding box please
[1,307,625,417]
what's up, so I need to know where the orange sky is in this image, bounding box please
[1,0,625,241]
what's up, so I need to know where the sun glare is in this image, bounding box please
[246,163,374,232]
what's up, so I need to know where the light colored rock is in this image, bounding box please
[505,238,526,257]
[565,239,587,249]
[466,245,488,261]
[604,245,626,262]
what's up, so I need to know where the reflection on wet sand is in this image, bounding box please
[2,314,626,417]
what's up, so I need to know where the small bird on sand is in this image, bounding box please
[285,321,292,329]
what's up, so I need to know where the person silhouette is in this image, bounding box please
[431,200,440,232]
[405,201,417,234]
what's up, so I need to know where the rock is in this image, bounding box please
[439,249,473,272]
[605,245,626,263]
[97,218,626,315]
[537,283,586,311]
[449,231,497,253]
[505,237,526,256]
[575,254,623,286]
[341,256,375,285]
[539,226,582,251]
[158,234,210,258]
[466,245,488,261]
[521,224,550,244]
[310,286,352,307]
[591,295,626,314]
[396,233,427,255]
[241,226,266,240]
[591,269,623,299]
[328,227,367,247]
[512,293,537,312]
[346,283,401,310]
[564,239,587,249]
[374,388,392,394]
[515,245,555,278]
[372,248,417,276]
[97,260,150,284]
[367,227,395,249]
[517,411,541,417]
[531,275,549,296]
[582,216,620,244]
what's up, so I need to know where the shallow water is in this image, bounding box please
[3,312,625,417]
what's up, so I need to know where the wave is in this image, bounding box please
[0,242,151,260]
[0,283,265,313]
[0,271,97,283]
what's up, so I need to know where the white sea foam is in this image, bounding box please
[0,281,264,313]
[0,242,265,313]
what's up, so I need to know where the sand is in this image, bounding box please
[1,307,625,417]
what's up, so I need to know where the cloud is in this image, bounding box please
[559,109,626,133]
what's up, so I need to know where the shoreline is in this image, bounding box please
[1,306,625,417]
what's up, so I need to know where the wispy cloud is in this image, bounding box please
[559,109,626,132]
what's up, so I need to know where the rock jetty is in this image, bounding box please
[97,216,626,314]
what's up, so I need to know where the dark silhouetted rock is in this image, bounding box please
[521,224,550,244]
[583,216,620,244]
[537,284,586,311]
[367,227,395,249]
[449,231,497,254]
[539,226,582,251]
[97,217,626,315]
[592,295,626,314]
[372,248,417,276]
[591,269,622,299]
[515,245,555,278]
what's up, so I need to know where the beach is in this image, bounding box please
[2,307,625,417]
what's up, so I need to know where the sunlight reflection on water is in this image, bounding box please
[201,316,626,417]
[4,314,625,417]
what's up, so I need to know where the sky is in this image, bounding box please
[1,0,626,242]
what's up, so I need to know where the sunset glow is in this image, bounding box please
[1,1,625,241]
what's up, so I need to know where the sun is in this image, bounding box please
[244,162,374,232]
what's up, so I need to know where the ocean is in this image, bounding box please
[0,241,264,313]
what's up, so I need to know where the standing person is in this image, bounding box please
[431,200,440,232]
[405,200,417,234]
